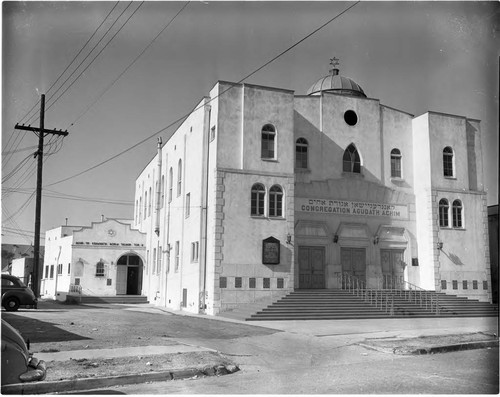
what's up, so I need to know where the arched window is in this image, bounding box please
[251,183,265,216]
[144,191,147,219]
[390,148,402,178]
[168,167,173,203]
[269,185,283,217]
[148,187,152,216]
[139,197,142,221]
[343,144,361,173]
[177,159,182,197]
[96,261,105,277]
[135,200,138,223]
[439,198,449,227]
[452,200,463,228]
[295,138,308,169]
[443,147,454,177]
[261,124,276,159]
[161,175,165,208]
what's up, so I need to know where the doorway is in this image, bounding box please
[380,249,405,289]
[116,254,143,295]
[298,246,325,289]
[340,247,366,285]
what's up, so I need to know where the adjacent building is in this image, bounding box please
[41,218,146,301]
[134,61,492,315]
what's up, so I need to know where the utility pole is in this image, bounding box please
[14,94,69,298]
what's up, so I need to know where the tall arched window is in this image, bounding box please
[295,138,308,169]
[135,200,138,223]
[390,148,402,178]
[161,175,165,208]
[269,185,283,217]
[148,187,152,216]
[452,200,463,228]
[439,198,449,227]
[144,191,147,219]
[443,147,454,177]
[177,159,182,197]
[96,261,105,277]
[261,124,276,159]
[343,144,361,173]
[251,183,265,216]
[139,197,142,221]
[168,167,173,203]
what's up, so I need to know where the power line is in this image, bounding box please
[21,1,123,125]
[69,1,190,129]
[44,2,145,117]
[46,1,360,188]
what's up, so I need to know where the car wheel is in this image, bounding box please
[4,297,20,311]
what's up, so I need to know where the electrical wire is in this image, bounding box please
[46,1,360,188]
[20,1,121,125]
[69,1,190,129]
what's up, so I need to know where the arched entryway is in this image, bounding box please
[116,253,143,295]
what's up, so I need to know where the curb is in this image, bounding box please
[1,365,239,395]
[359,339,498,356]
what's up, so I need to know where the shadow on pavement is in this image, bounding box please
[2,314,92,343]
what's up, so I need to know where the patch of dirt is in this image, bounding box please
[44,351,237,382]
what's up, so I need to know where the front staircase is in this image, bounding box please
[247,289,498,321]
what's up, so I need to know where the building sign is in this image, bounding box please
[262,237,280,265]
[296,198,408,219]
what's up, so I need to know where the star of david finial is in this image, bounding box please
[329,57,340,69]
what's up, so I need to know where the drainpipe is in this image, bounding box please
[154,137,163,236]
[199,99,211,313]
[54,246,62,301]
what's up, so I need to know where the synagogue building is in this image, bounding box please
[132,61,492,315]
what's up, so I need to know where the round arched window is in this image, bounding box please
[344,110,358,126]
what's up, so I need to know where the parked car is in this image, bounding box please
[1,274,37,311]
[1,319,46,385]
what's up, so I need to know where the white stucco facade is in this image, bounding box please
[135,67,492,315]
[42,219,146,301]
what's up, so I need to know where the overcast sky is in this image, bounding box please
[2,1,499,245]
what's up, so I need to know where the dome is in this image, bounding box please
[307,68,366,98]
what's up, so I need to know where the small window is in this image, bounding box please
[153,248,157,275]
[68,263,71,275]
[191,242,199,262]
[175,241,180,271]
[45,266,49,279]
[57,264,63,275]
[161,175,165,208]
[251,183,265,216]
[263,278,270,289]
[452,280,458,290]
[343,144,361,173]
[452,200,463,228]
[235,277,242,288]
[107,279,112,286]
[158,247,162,274]
[441,280,447,290]
[344,110,358,126]
[443,147,454,177]
[220,277,227,289]
[295,138,308,169]
[96,261,105,277]
[50,265,54,279]
[439,199,449,227]
[148,187,152,216]
[269,185,283,218]
[473,280,478,290]
[277,278,284,289]
[261,124,276,159]
[462,280,468,290]
[144,191,148,219]
[390,149,402,178]
[483,281,488,290]
[185,193,191,218]
[75,278,80,286]
[249,278,256,289]
[210,126,216,142]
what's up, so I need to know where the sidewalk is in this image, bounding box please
[2,304,498,395]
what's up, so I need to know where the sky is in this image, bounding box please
[2,1,499,246]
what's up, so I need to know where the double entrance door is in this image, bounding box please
[380,249,405,289]
[298,246,325,289]
[340,248,366,286]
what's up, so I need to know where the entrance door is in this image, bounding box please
[127,267,139,295]
[116,265,127,295]
[116,254,143,295]
[341,248,366,285]
[298,246,325,289]
[380,249,405,289]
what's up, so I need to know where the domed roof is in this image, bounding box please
[307,60,366,97]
